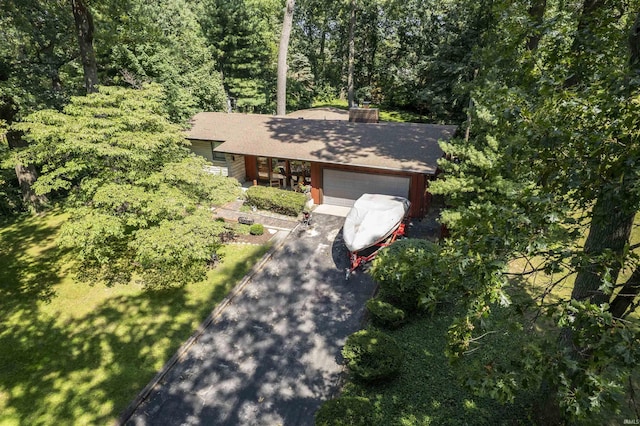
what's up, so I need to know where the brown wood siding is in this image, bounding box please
[409,174,425,217]
[310,163,322,205]
[245,155,258,181]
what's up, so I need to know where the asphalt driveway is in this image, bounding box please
[123,213,377,425]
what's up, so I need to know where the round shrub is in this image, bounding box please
[315,396,378,426]
[249,223,264,235]
[369,238,446,312]
[366,298,406,329]
[342,329,403,382]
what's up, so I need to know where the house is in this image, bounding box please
[186,109,457,218]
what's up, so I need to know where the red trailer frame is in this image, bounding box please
[345,222,406,279]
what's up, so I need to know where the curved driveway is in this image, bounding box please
[124,213,376,425]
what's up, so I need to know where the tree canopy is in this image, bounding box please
[429,0,640,421]
[15,85,240,288]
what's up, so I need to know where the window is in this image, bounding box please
[211,142,227,162]
[190,140,227,163]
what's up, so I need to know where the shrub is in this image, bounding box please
[315,396,378,426]
[366,298,406,329]
[245,186,306,216]
[342,329,403,383]
[249,223,264,235]
[369,238,447,312]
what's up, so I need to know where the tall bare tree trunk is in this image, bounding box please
[347,0,356,108]
[70,0,98,94]
[276,0,295,116]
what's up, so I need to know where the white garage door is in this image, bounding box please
[323,169,410,207]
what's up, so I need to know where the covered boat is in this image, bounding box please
[343,194,410,277]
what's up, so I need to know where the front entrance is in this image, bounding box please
[322,169,411,207]
[256,157,311,189]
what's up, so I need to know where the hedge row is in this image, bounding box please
[245,186,307,216]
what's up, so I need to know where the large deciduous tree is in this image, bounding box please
[431,0,640,421]
[14,85,240,288]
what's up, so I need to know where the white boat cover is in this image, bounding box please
[343,194,410,252]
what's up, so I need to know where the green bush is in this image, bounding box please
[245,186,306,216]
[249,223,264,235]
[369,238,446,312]
[315,396,378,426]
[342,329,403,383]
[366,298,406,329]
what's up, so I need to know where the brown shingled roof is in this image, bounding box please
[186,112,457,174]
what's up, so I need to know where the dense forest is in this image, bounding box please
[2,0,640,424]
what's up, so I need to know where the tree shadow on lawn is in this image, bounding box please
[0,214,66,305]
[0,214,269,424]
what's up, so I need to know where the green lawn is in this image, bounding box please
[0,212,268,425]
[340,307,537,426]
[311,99,433,123]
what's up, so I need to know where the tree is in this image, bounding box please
[277,0,295,116]
[70,0,98,94]
[199,0,280,113]
[347,0,356,108]
[96,0,227,122]
[14,85,240,288]
[430,0,640,421]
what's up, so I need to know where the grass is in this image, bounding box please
[0,211,269,425]
[336,215,640,424]
[311,99,434,123]
[341,307,537,425]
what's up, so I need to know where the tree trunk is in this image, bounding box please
[526,0,547,51]
[347,0,356,108]
[6,131,47,212]
[571,10,640,305]
[70,0,98,94]
[571,186,635,305]
[609,267,640,318]
[276,0,295,116]
[565,0,607,87]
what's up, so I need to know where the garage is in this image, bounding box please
[322,169,411,207]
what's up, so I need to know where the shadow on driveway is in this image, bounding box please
[124,214,376,425]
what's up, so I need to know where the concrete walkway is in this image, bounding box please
[123,214,376,425]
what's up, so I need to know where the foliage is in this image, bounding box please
[0,211,268,424]
[428,0,640,421]
[14,85,240,288]
[341,309,536,424]
[249,223,264,235]
[342,329,403,383]
[365,298,405,329]
[314,396,379,426]
[198,0,280,113]
[370,239,446,312]
[0,0,79,121]
[97,0,227,122]
[245,185,306,216]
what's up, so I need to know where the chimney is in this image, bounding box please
[348,107,379,123]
